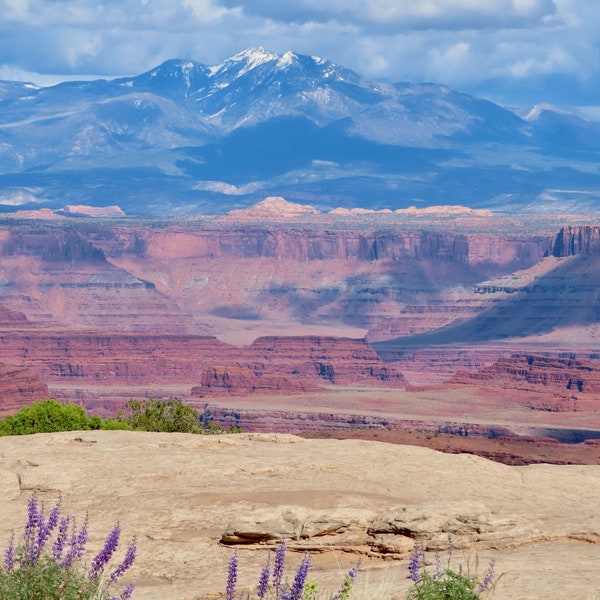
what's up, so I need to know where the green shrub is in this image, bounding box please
[0,398,238,437]
[0,399,93,436]
[117,398,241,434]
[407,542,495,600]
[0,399,135,437]
[100,417,134,431]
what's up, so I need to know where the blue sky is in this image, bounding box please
[0,0,598,112]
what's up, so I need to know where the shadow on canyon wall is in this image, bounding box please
[374,253,600,353]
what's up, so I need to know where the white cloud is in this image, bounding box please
[221,0,557,30]
[1,0,30,21]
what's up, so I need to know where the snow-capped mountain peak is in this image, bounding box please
[276,50,300,69]
[209,46,278,77]
[1,47,599,216]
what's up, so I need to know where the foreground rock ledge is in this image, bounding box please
[0,431,599,600]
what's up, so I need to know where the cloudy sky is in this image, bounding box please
[0,0,598,111]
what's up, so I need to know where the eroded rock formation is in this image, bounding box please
[550,225,600,256]
[0,331,405,396]
[451,354,600,410]
[193,366,314,396]
[222,501,544,555]
[0,215,598,430]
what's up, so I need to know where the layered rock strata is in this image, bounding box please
[0,331,405,392]
[0,364,49,415]
[0,221,549,341]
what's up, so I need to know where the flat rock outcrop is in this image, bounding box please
[0,431,599,600]
[222,501,543,553]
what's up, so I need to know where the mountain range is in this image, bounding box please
[1,47,600,215]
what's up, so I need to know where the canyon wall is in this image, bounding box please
[0,331,405,399]
[451,353,600,412]
[0,221,551,344]
[94,225,547,268]
[550,225,600,257]
[0,365,49,416]
[3,216,597,420]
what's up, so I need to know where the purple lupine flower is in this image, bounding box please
[22,493,40,564]
[118,582,136,600]
[62,514,89,568]
[89,523,121,579]
[257,557,270,599]
[286,553,311,600]
[408,542,423,583]
[36,497,61,558]
[225,551,238,600]
[272,540,286,591]
[24,494,39,538]
[434,553,444,580]
[53,515,72,563]
[74,516,89,561]
[4,531,15,571]
[107,582,136,600]
[477,559,495,595]
[332,561,360,600]
[109,538,137,584]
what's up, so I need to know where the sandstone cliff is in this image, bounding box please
[0,221,549,344]
[3,229,107,262]
[550,225,600,256]
[104,225,545,266]
[0,331,405,395]
[451,353,600,412]
[193,366,314,396]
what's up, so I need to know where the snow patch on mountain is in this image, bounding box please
[524,103,570,121]
[277,51,297,69]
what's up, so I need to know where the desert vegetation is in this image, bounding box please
[225,540,360,600]
[406,543,495,600]
[1,493,136,600]
[0,398,240,436]
[224,539,495,600]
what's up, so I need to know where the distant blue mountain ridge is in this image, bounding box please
[0,47,599,215]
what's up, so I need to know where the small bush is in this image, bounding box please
[117,398,241,434]
[117,398,200,433]
[406,542,495,600]
[100,418,134,431]
[0,493,136,599]
[0,399,97,436]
